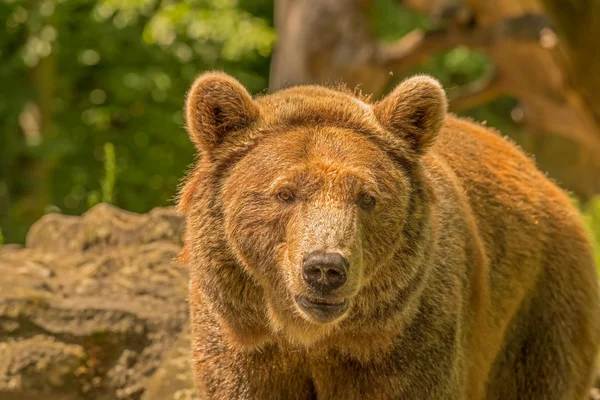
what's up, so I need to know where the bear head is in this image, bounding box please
[178,71,447,348]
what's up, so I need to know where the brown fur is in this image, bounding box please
[177,71,600,399]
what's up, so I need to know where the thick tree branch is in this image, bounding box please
[377,13,553,70]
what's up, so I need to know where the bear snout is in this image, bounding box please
[302,251,348,293]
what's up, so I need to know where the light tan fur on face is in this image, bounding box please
[178,71,600,400]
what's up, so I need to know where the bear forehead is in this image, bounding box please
[231,126,397,194]
[245,125,383,166]
[254,85,377,129]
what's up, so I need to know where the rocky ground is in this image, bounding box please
[1,203,599,399]
[0,204,198,400]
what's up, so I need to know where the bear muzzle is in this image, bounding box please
[302,250,348,292]
[295,250,351,323]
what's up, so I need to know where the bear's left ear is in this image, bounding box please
[185,71,260,153]
[373,75,447,155]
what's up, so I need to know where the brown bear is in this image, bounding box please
[177,71,600,399]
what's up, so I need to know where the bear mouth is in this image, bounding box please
[295,295,349,323]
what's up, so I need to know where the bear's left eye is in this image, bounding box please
[359,193,376,209]
[277,189,295,203]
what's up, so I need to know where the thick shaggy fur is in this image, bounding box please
[177,71,600,399]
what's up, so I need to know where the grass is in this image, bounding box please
[101,142,116,204]
[87,142,116,208]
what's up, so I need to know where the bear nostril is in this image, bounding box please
[304,266,322,281]
[326,269,339,278]
[302,251,348,292]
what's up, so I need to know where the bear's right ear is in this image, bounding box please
[373,75,447,155]
[185,71,259,153]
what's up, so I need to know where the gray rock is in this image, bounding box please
[142,327,199,400]
[0,204,194,399]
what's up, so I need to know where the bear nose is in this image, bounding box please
[302,251,348,292]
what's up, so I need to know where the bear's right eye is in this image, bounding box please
[359,193,376,210]
[277,189,295,203]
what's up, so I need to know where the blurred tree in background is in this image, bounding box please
[0,0,274,242]
[0,0,599,262]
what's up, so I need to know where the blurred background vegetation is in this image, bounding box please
[0,0,599,266]
[0,0,274,242]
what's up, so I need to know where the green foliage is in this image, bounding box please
[0,227,4,246]
[583,196,600,268]
[417,46,492,89]
[370,0,431,40]
[0,0,275,243]
[101,142,116,204]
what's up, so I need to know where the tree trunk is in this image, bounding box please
[269,0,392,95]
